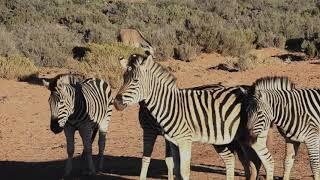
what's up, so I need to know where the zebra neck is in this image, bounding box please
[264,90,289,126]
[144,82,181,126]
[69,85,87,121]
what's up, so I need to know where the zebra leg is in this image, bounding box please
[97,118,109,172]
[170,142,181,179]
[97,130,107,172]
[251,130,274,180]
[305,136,320,180]
[64,125,76,176]
[283,139,300,180]
[140,129,157,180]
[178,141,192,180]
[79,123,95,175]
[213,144,235,180]
[165,139,174,180]
[237,141,261,180]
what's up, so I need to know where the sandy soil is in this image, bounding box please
[0,48,319,180]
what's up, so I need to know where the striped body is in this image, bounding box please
[115,54,258,180]
[65,78,113,131]
[145,86,242,145]
[138,84,226,180]
[247,77,320,180]
[44,75,113,176]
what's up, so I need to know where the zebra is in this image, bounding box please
[114,53,259,180]
[245,76,320,180]
[42,74,113,176]
[138,83,226,180]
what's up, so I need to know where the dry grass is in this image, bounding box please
[234,50,283,71]
[73,42,144,88]
[0,55,38,80]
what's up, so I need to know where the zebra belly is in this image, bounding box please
[278,127,305,143]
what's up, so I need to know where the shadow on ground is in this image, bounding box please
[0,155,248,180]
[272,54,305,61]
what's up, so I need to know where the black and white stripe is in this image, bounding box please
[246,76,320,180]
[114,54,258,180]
[138,84,225,180]
[43,74,113,176]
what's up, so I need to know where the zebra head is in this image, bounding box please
[115,54,154,111]
[246,90,274,144]
[43,75,80,134]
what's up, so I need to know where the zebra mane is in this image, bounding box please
[253,76,295,91]
[152,61,177,84]
[128,53,177,84]
[48,73,85,91]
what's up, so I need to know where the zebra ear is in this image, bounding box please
[42,79,51,89]
[142,54,153,65]
[119,57,128,69]
[239,86,248,94]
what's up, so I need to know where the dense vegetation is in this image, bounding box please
[0,0,320,85]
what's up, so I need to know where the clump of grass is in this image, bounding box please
[217,29,256,56]
[0,26,19,56]
[0,55,38,80]
[235,51,282,71]
[174,43,198,62]
[14,23,82,67]
[301,40,319,58]
[74,42,144,88]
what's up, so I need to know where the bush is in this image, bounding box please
[149,26,177,60]
[235,51,282,71]
[217,29,256,56]
[0,55,38,80]
[73,43,144,88]
[301,40,319,58]
[0,0,320,65]
[174,43,198,62]
[14,23,82,67]
[0,26,18,56]
[255,32,286,49]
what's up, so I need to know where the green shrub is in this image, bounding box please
[217,29,256,56]
[74,43,144,88]
[301,40,319,58]
[0,55,38,80]
[174,43,198,62]
[14,23,82,67]
[0,26,18,56]
[0,0,320,65]
[235,51,281,71]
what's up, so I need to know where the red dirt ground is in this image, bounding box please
[0,48,318,179]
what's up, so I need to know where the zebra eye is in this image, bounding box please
[133,79,139,83]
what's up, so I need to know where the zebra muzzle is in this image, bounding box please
[50,120,64,134]
[114,95,127,111]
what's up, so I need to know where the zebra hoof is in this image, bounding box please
[63,172,72,179]
[81,169,96,176]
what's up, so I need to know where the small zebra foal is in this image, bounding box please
[43,74,113,176]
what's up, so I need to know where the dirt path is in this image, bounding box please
[0,48,318,179]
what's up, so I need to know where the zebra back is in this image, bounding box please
[139,83,227,135]
[45,73,85,91]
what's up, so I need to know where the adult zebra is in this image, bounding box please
[114,54,258,180]
[43,74,113,176]
[246,77,320,180]
[139,83,226,180]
